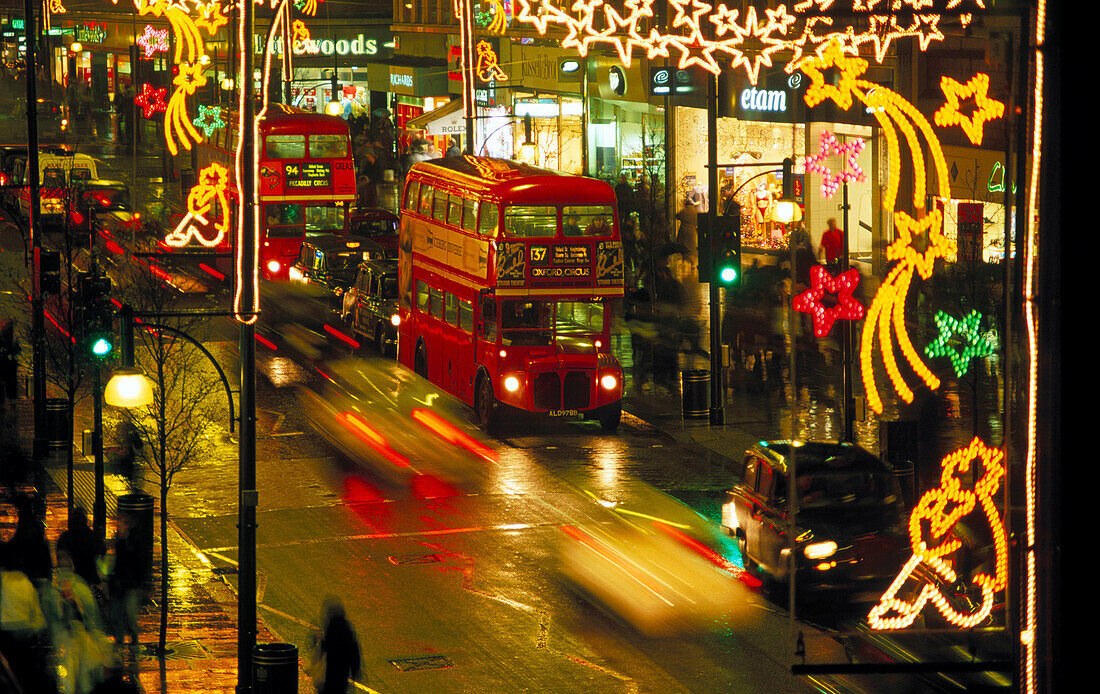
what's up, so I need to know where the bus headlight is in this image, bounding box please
[600,374,618,390]
[503,375,521,393]
[390,313,401,327]
[266,259,281,275]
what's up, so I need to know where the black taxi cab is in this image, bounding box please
[721,440,910,608]
[344,258,400,356]
[288,234,386,313]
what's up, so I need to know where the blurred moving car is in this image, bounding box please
[347,207,398,258]
[559,483,760,636]
[343,259,400,356]
[296,357,495,487]
[288,234,386,313]
[69,179,139,243]
[721,441,909,608]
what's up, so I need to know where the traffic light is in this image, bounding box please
[714,202,742,288]
[78,272,114,358]
[39,249,61,295]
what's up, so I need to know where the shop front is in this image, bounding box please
[672,67,881,267]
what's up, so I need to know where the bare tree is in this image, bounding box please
[113,261,222,656]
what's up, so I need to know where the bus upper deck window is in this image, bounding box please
[447,194,464,227]
[462,197,478,232]
[504,205,557,238]
[265,135,306,159]
[309,134,347,158]
[418,185,434,217]
[563,205,615,236]
[403,181,420,211]
[477,202,498,237]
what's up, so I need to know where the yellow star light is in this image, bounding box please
[934,73,1005,146]
[886,209,955,280]
[798,38,868,111]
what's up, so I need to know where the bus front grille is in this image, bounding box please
[533,372,562,410]
[563,372,591,410]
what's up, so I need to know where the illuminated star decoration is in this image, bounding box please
[192,104,226,138]
[868,437,1008,630]
[933,73,1005,146]
[135,83,168,118]
[137,24,169,58]
[792,265,865,338]
[924,309,996,378]
[803,131,866,198]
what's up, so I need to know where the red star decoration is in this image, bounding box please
[792,265,865,338]
[135,83,167,119]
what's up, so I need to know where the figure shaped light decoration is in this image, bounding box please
[475,40,508,82]
[792,265,865,338]
[795,39,956,414]
[868,437,1008,630]
[512,0,987,84]
[803,131,866,199]
[934,73,1005,146]
[165,163,231,248]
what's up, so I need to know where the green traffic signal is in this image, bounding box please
[90,335,114,357]
[719,265,738,284]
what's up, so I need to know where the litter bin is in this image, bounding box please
[681,369,709,420]
[117,493,155,581]
[254,642,299,694]
[45,398,72,451]
[180,168,196,196]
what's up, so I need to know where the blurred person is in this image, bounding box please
[583,215,609,236]
[310,599,362,694]
[5,493,52,585]
[0,543,54,693]
[445,137,461,158]
[57,507,106,599]
[652,265,684,391]
[111,420,143,493]
[107,513,149,649]
[614,173,634,223]
[675,199,698,266]
[46,545,114,694]
[818,218,843,270]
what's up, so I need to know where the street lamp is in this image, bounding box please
[104,367,154,407]
[772,157,802,225]
[516,114,536,163]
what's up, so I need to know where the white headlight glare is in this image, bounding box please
[390,313,401,327]
[600,373,618,390]
[803,540,838,560]
[267,259,281,274]
[503,375,521,392]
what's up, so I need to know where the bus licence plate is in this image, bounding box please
[548,409,579,417]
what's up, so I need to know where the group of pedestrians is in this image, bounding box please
[1,493,149,694]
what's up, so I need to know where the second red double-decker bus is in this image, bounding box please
[196,104,356,279]
[397,156,625,432]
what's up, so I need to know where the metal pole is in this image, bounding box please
[24,0,48,460]
[706,69,723,426]
[237,0,258,690]
[841,182,853,442]
[92,358,106,543]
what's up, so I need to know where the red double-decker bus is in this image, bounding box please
[397,157,626,432]
[195,104,356,279]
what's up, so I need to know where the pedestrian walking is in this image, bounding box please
[675,199,698,266]
[46,545,115,694]
[111,421,143,493]
[107,513,150,649]
[818,218,843,270]
[0,543,54,693]
[57,507,107,597]
[5,493,52,585]
[652,265,685,392]
[309,599,362,694]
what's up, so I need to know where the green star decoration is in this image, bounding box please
[925,309,997,378]
[192,105,226,139]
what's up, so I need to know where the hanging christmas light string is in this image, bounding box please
[132,0,228,156]
[512,0,986,85]
[793,39,956,414]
